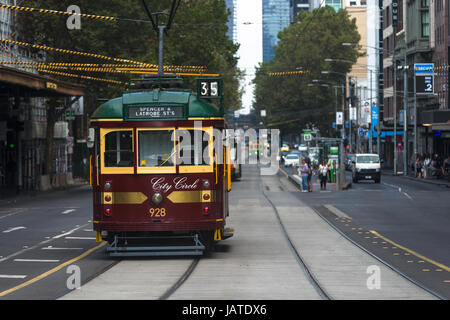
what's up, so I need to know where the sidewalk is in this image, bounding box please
[0,178,89,206]
[382,168,450,188]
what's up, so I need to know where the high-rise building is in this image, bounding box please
[225,0,237,42]
[321,0,343,11]
[262,0,290,61]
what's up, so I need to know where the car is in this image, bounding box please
[280,144,290,152]
[284,154,301,167]
[352,153,381,183]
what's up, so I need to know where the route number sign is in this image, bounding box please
[197,78,222,99]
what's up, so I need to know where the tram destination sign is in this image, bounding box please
[127,105,184,120]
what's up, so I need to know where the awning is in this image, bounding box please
[0,65,85,97]
[421,109,450,131]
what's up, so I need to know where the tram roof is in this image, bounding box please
[91,89,222,120]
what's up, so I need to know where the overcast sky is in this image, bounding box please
[236,0,262,115]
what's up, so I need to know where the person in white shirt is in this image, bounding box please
[318,160,328,190]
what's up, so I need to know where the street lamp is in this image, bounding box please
[342,42,407,176]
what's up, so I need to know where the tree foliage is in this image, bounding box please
[18,0,242,174]
[253,7,362,137]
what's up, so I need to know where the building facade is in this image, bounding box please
[381,0,450,170]
[225,0,237,42]
[262,0,291,61]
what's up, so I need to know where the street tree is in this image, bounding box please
[253,7,361,138]
[16,0,242,176]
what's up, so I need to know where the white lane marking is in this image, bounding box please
[0,274,27,279]
[65,237,96,240]
[52,226,84,239]
[403,192,413,200]
[3,226,26,233]
[14,259,60,263]
[61,209,76,215]
[0,222,90,263]
[42,246,83,250]
[0,208,28,220]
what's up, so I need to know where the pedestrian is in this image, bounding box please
[423,153,431,178]
[306,156,313,192]
[300,158,309,192]
[415,154,423,178]
[318,160,328,190]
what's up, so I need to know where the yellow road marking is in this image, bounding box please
[369,230,450,272]
[444,280,450,283]
[0,242,106,297]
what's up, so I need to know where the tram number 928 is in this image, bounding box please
[149,208,167,217]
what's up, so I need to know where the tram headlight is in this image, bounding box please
[105,182,111,190]
[203,180,210,188]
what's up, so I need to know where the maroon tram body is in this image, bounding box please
[88,77,233,255]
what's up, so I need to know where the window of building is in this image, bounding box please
[421,11,430,37]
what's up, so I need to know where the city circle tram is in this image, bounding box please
[87,75,234,256]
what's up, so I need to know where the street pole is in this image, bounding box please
[369,69,373,153]
[341,84,345,142]
[393,51,397,175]
[413,65,417,177]
[403,53,408,176]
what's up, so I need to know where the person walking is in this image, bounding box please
[415,154,423,178]
[306,156,313,192]
[299,158,309,192]
[318,160,328,190]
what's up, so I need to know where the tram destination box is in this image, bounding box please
[127,105,184,120]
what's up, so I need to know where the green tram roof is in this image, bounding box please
[91,89,223,120]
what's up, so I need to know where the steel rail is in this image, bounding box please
[260,175,332,300]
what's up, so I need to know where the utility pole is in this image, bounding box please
[369,69,373,153]
[403,53,408,176]
[393,51,397,175]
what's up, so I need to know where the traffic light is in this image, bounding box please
[6,131,17,149]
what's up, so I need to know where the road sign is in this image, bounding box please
[416,75,434,94]
[358,128,364,136]
[349,107,357,121]
[414,63,434,75]
[336,112,343,125]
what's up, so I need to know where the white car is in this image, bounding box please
[284,154,301,167]
[352,153,381,183]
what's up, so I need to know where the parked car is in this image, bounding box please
[284,154,301,167]
[352,153,381,183]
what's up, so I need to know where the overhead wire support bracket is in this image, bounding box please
[141,0,181,77]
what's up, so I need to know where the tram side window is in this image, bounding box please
[138,130,175,167]
[178,130,211,166]
[104,131,134,167]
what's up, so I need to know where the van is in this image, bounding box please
[352,153,381,183]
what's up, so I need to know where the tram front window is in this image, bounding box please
[178,130,211,166]
[104,131,133,167]
[138,130,175,167]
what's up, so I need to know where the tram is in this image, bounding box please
[87,75,234,256]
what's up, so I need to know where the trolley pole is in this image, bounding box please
[158,26,166,76]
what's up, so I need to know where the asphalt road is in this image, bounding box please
[285,166,450,298]
[0,185,117,300]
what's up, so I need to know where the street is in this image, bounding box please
[0,165,447,300]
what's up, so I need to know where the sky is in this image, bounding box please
[236,0,262,115]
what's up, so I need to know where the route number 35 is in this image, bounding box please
[198,80,220,98]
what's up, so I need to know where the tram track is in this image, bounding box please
[260,184,332,300]
[158,257,201,300]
